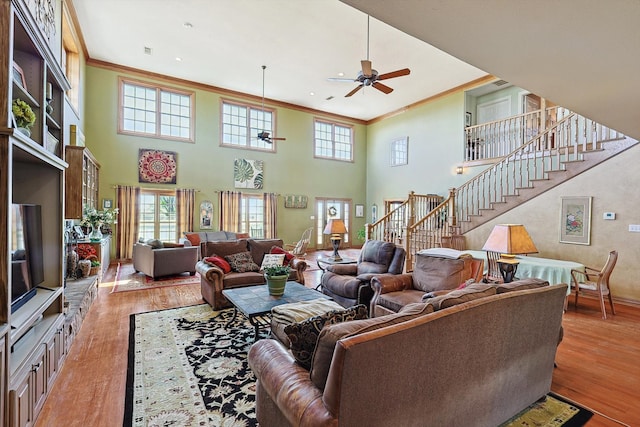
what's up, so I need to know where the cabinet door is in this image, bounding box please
[31,346,47,419]
[9,372,32,427]
[45,329,64,388]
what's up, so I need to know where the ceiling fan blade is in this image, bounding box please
[345,84,364,97]
[327,77,357,82]
[372,81,394,94]
[270,137,286,141]
[377,68,411,80]
[361,60,372,76]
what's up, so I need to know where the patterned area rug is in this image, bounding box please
[112,263,200,293]
[125,304,257,427]
[125,304,593,427]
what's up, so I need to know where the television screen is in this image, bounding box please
[11,204,44,312]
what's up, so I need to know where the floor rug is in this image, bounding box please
[125,304,594,427]
[124,304,258,427]
[112,262,200,293]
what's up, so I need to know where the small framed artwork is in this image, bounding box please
[371,204,378,222]
[355,204,364,218]
[12,61,27,89]
[465,112,472,127]
[102,199,113,209]
[200,200,213,229]
[560,196,592,245]
[73,225,85,239]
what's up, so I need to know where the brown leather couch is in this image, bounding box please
[370,249,483,317]
[249,280,567,427]
[320,239,406,309]
[195,238,308,310]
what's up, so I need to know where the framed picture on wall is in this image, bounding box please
[355,204,364,218]
[200,200,213,229]
[465,111,472,127]
[12,61,27,89]
[560,196,592,245]
[102,199,113,209]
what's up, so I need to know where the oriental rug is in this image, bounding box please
[112,263,200,293]
[125,304,594,427]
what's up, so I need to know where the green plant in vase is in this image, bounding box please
[12,99,36,137]
[263,264,291,296]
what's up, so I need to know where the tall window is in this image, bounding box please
[119,78,194,142]
[241,195,264,238]
[138,191,177,241]
[62,6,80,111]
[221,100,276,151]
[314,119,353,162]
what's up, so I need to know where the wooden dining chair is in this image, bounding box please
[570,250,618,319]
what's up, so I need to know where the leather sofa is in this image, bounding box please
[195,238,308,310]
[132,242,199,279]
[370,249,483,317]
[320,239,406,310]
[249,279,567,427]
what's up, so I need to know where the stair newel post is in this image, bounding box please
[448,188,457,232]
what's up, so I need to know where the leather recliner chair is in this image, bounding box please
[321,239,406,310]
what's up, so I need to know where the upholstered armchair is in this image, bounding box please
[370,249,484,317]
[321,239,406,310]
[132,242,199,280]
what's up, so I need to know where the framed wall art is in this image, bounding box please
[200,200,213,229]
[12,61,27,89]
[355,204,364,218]
[284,194,308,209]
[560,196,592,245]
[234,158,264,189]
[138,149,177,184]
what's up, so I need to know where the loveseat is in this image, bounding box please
[249,279,567,427]
[195,238,308,310]
[180,230,246,259]
[132,242,198,279]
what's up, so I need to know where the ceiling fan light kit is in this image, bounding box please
[257,65,286,144]
[328,15,411,97]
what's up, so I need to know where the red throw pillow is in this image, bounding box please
[204,256,231,274]
[184,233,201,246]
[270,246,295,265]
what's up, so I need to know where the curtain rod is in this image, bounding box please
[214,190,281,196]
[112,185,200,192]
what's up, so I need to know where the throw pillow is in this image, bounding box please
[184,233,201,246]
[145,239,163,249]
[284,304,368,370]
[204,256,232,274]
[270,246,295,265]
[260,253,286,270]
[224,251,260,273]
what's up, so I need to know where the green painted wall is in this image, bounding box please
[84,65,367,248]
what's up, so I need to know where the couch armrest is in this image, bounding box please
[326,264,358,275]
[371,274,414,294]
[248,339,335,427]
[196,260,224,286]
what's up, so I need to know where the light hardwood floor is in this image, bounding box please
[35,250,639,427]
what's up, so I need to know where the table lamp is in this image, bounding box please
[482,224,538,282]
[323,219,348,261]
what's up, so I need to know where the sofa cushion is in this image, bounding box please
[424,283,496,310]
[358,240,396,274]
[248,238,284,266]
[310,303,435,390]
[270,246,295,265]
[204,256,232,274]
[161,241,184,248]
[412,253,474,292]
[377,289,426,313]
[202,239,248,259]
[224,251,260,273]
[284,304,368,370]
[496,278,549,293]
[184,233,201,246]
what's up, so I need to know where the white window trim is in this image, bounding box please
[313,118,354,162]
[220,98,277,152]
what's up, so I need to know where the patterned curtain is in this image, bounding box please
[218,191,242,232]
[263,192,278,239]
[115,185,140,259]
[176,188,196,239]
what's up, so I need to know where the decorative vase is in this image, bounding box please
[78,259,91,278]
[89,224,103,241]
[17,127,31,137]
[265,274,288,296]
[66,249,78,279]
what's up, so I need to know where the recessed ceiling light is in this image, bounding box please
[175,57,182,62]
[309,92,315,96]
[337,72,345,77]
[183,22,193,28]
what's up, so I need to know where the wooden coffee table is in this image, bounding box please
[222,282,331,342]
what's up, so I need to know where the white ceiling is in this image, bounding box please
[70,0,487,122]
[343,0,640,139]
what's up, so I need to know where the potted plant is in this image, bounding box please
[263,264,291,296]
[12,98,36,137]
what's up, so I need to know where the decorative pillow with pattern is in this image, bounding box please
[284,304,368,370]
[224,251,260,273]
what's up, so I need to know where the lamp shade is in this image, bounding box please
[323,219,348,235]
[482,224,538,255]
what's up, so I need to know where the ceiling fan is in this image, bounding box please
[257,65,286,144]
[328,16,410,97]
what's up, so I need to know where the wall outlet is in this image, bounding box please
[603,212,616,220]
[629,224,640,232]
